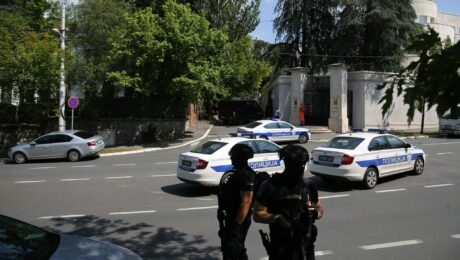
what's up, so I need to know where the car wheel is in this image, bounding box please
[298,133,309,143]
[13,152,27,164]
[412,157,424,175]
[363,167,378,189]
[67,150,81,162]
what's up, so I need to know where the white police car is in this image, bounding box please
[309,130,425,189]
[177,137,286,186]
[236,120,311,143]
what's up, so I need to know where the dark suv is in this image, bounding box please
[218,100,263,125]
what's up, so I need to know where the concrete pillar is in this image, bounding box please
[328,64,349,133]
[289,67,307,125]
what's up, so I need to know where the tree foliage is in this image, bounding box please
[0,2,60,120]
[273,0,418,73]
[378,28,460,131]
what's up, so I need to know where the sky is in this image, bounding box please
[251,0,460,43]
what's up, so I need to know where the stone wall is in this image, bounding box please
[0,119,186,156]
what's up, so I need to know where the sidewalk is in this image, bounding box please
[100,121,214,157]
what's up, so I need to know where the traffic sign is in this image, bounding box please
[67,97,79,109]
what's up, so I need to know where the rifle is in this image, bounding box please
[259,229,271,256]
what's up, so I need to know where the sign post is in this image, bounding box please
[67,97,79,131]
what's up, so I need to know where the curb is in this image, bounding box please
[100,125,214,157]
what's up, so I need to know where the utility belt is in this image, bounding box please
[259,224,317,258]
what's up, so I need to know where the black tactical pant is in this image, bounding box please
[268,224,317,260]
[221,217,251,260]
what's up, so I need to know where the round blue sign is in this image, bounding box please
[67,97,79,109]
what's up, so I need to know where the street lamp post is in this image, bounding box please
[53,2,66,132]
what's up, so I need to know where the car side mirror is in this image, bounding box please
[30,141,36,146]
[404,143,411,148]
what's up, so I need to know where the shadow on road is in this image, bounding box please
[45,215,220,260]
[161,183,218,197]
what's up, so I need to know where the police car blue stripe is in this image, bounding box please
[357,155,411,168]
[211,160,281,172]
[411,153,424,160]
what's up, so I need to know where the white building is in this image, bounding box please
[412,0,460,43]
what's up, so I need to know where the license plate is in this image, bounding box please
[318,155,334,162]
[181,160,192,167]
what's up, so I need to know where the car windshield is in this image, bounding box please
[323,137,365,150]
[191,141,227,155]
[73,131,95,139]
[243,122,262,128]
[0,215,60,259]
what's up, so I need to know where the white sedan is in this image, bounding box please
[177,137,285,186]
[309,131,425,189]
[236,120,311,143]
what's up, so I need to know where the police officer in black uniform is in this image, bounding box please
[217,143,256,260]
[253,144,324,260]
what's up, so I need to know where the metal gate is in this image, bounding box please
[304,76,330,126]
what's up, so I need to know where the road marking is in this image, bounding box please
[451,234,460,239]
[177,206,218,211]
[15,180,46,184]
[60,178,90,182]
[315,250,333,256]
[155,161,177,165]
[109,210,156,215]
[319,194,350,199]
[375,188,406,193]
[38,214,86,219]
[29,167,57,170]
[113,163,136,167]
[360,239,422,250]
[424,183,454,188]
[105,176,133,179]
[151,174,176,177]
[71,165,96,168]
[436,152,453,155]
[196,198,214,201]
[423,141,460,146]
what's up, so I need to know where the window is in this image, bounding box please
[278,122,293,129]
[419,15,427,25]
[323,137,364,150]
[52,134,73,143]
[73,131,95,139]
[191,141,227,155]
[239,141,259,154]
[35,135,53,145]
[385,136,407,149]
[255,140,280,154]
[368,137,391,151]
[264,123,279,129]
[243,122,262,129]
[0,215,59,259]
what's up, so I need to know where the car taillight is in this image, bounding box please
[196,159,208,169]
[87,140,96,147]
[341,154,354,165]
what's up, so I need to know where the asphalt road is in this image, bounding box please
[1,125,459,259]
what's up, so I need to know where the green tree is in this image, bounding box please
[332,0,418,71]
[378,28,460,133]
[107,1,229,107]
[0,10,60,120]
[274,0,336,72]
[67,0,131,98]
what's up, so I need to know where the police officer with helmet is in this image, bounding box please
[254,144,324,260]
[217,143,256,260]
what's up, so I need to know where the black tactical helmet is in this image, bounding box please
[279,144,309,165]
[229,143,254,160]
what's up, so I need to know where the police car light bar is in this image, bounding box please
[229,133,257,139]
[368,128,388,134]
[351,128,364,133]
